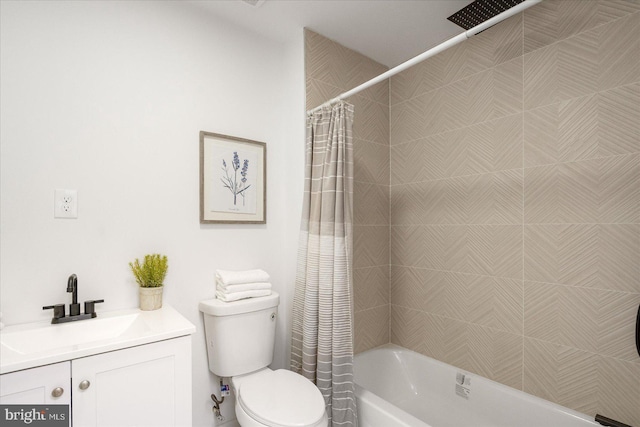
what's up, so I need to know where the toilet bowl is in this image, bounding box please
[232,368,328,427]
[199,292,328,427]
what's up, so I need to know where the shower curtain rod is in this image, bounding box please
[307,0,543,115]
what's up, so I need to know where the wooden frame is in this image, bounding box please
[199,131,266,224]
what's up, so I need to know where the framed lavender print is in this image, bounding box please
[200,131,266,224]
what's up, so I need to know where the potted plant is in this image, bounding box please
[129,254,168,311]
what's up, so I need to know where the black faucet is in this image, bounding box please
[43,274,104,324]
[67,273,80,316]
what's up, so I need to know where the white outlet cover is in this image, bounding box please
[54,189,78,218]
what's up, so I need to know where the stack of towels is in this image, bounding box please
[215,269,272,302]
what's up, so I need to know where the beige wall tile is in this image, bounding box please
[306,78,342,111]
[432,130,467,178]
[598,12,640,91]
[394,225,524,278]
[390,138,440,185]
[524,224,639,292]
[524,43,559,110]
[465,225,523,278]
[597,355,640,427]
[524,103,561,167]
[390,94,426,145]
[440,35,494,87]
[400,311,523,389]
[523,0,640,54]
[524,337,640,427]
[417,178,468,225]
[523,0,562,54]
[466,170,523,225]
[393,268,524,334]
[355,79,389,108]
[391,170,522,226]
[598,154,640,222]
[523,338,599,415]
[354,181,389,225]
[525,282,602,353]
[598,291,640,361]
[557,29,599,101]
[525,9,639,111]
[524,161,600,224]
[353,225,389,269]
[354,138,389,185]
[390,225,426,267]
[353,265,389,312]
[305,29,387,94]
[390,182,425,225]
[524,155,640,224]
[390,114,523,184]
[355,305,389,354]
[390,265,428,311]
[420,312,468,368]
[598,83,640,157]
[467,275,523,334]
[465,323,523,390]
[465,114,523,175]
[524,84,640,167]
[390,305,427,354]
[490,13,524,66]
[492,57,524,120]
[351,94,389,146]
[390,55,445,105]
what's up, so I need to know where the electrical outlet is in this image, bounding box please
[54,189,78,218]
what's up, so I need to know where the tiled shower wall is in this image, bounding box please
[305,0,639,424]
[305,30,391,354]
[390,1,639,425]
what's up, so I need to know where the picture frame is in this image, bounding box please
[200,131,266,224]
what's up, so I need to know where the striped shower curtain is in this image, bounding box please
[291,101,358,427]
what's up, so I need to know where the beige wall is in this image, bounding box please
[305,0,639,424]
[390,1,639,425]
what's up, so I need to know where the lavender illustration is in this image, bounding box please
[221,152,251,206]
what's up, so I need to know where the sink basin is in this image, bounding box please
[1,313,149,355]
[0,304,195,374]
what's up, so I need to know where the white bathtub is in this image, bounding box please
[353,344,600,427]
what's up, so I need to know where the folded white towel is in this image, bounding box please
[215,269,270,286]
[216,289,271,302]
[216,282,272,294]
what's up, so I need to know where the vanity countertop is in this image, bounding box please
[0,304,195,374]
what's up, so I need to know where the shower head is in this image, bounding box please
[447,0,525,31]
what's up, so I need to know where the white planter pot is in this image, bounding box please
[139,286,163,311]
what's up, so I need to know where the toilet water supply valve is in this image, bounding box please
[211,379,230,422]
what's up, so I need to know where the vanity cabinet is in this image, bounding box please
[0,361,71,405]
[72,336,191,427]
[0,336,191,427]
[0,362,71,426]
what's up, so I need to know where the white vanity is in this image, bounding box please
[0,305,195,427]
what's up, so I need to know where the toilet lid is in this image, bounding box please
[238,369,325,427]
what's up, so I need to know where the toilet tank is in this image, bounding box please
[199,292,279,377]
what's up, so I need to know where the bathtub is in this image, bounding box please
[353,344,600,427]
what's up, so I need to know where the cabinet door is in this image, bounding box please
[71,336,191,427]
[0,362,71,406]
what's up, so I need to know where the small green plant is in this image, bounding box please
[129,254,168,288]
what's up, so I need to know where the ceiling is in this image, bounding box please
[188,0,474,68]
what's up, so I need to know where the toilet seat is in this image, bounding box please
[237,369,326,427]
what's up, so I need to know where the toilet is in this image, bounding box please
[199,292,328,427]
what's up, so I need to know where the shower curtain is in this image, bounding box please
[291,101,357,427]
